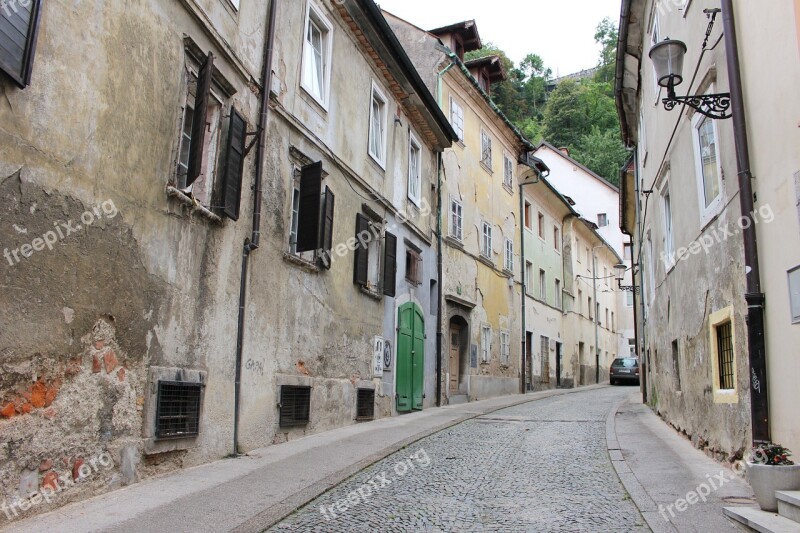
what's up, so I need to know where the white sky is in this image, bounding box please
[377,0,622,77]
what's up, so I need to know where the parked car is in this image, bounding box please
[610,357,640,385]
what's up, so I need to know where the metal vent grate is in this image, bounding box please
[356,388,375,421]
[155,381,202,440]
[279,385,311,427]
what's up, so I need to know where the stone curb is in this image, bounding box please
[237,384,609,532]
[606,395,676,533]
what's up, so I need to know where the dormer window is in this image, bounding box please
[454,37,465,60]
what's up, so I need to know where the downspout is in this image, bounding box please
[632,149,646,402]
[435,61,455,407]
[592,251,599,384]
[720,0,769,444]
[519,184,527,394]
[233,0,277,456]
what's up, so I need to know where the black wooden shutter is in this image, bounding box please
[296,162,323,253]
[0,0,42,88]
[319,186,335,269]
[383,232,397,297]
[186,52,214,187]
[353,214,369,286]
[221,108,247,221]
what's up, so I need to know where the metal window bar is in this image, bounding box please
[716,321,735,390]
[356,389,375,421]
[155,381,202,440]
[279,385,311,427]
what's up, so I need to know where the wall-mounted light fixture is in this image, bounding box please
[614,263,641,294]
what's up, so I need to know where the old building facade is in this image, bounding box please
[617,0,800,457]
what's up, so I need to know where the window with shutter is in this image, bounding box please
[383,232,397,296]
[221,108,247,220]
[353,213,370,286]
[186,52,214,188]
[296,162,323,253]
[319,186,335,269]
[0,0,42,88]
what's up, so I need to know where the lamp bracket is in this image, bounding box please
[663,92,732,120]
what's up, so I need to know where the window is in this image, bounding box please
[405,247,421,285]
[481,222,493,259]
[662,183,674,262]
[155,381,202,440]
[408,133,422,206]
[539,269,546,299]
[450,97,464,141]
[503,154,513,188]
[525,261,533,293]
[289,185,301,255]
[481,325,492,362]
[626,290,634,307]
[577,239,582,263]
[296,162,335,268]
[597,213,608,227]
[605,308,609,328]
[450,198,463,240]
[480,129,492,169]
[555,279,561,308]
[279,385,311,427]
[229,0,240,9]
[672,340,682,392]
[588,297,593,319]
[624,243,633,261]
[789,266,800,324]
[578,289,583,313]
[693,112,723,221]
[0,0,41,88]
[301,1,332,107]
[524,201,532,230]
[710,307,737,402]
[353,214,394,295]
[368,83,389,167]
[629,338,636,357]
[504,238,514,273]
[356,389,375,421]
[176,52,246,220]
[500,331,510,366]
[553,227,561,252]
[537,212,545,239]
[611,311,615,332]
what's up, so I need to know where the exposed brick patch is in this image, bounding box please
[1,402,15,418]
[103,350,118,374]
[41,471,58,491]
[92,355,102,373]
[30,380,47,408]
[39,459,53,471]
[72,458,84,480]
[94,340,105,350]
[117,368,126,382]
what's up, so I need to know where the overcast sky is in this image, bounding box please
[377,0,622,77]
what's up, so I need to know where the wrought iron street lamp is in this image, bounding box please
[649,38,732,120]
[614,263,640,294]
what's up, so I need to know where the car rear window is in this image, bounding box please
[612,358,638,368]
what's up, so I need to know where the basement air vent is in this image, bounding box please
[356,388,375,421]
[279,385,311,427]
[155,381,202,440]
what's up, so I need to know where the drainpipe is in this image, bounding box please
[632,149,647,402]
[592,251,600,383]
[233,0,277,456]
[720,0,769,444]
[434,61,454,406]
[519,184,528,394]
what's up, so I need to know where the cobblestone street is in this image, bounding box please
[271,386,648,532]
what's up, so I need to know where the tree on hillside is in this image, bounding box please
[594,17,619,84]
[572,127,630,185]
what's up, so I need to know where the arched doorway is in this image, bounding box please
[448,315,469,394]
[396,302,424,413]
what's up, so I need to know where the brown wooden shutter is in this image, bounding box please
[296,162,323,253]
[353,213,369,286]
[319,186,335,269]
[383,232,397,297]
[0,0,42,88]
[221,108,247,221]
[186,52,214,187]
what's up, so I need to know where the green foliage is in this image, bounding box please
[573,127,629,186]
[594,17,619,84]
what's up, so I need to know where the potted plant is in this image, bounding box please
[747,443,800,511]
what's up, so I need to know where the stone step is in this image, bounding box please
[447,394,468,405]
[778,492,800,523]
[723,506,800,533]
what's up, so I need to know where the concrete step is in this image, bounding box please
[778,491,800,523]
[447,394,468,405]
[723,506,800,532]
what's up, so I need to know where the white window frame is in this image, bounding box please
[407,131,422,206]
[503,153,513,189]
[300,0,333,109]
[692,107,724,226]
[481,325,492,363]
[789,266,800,324]
[450,197,463,241]
[449,96,464,141]
[500,330,510,366]
[368,81,389,168]
[553,226,561,253]
[481,221,493,259]
[555,279,561,308]
[539,269,546,300]
[597,213,608,227]
[525,261,534,294]
[661,179,674,269]
[504,238,514,273]
[709,306,738,404]
[229,0,240,10]
[480,128,492,170]
[524,201,533,231]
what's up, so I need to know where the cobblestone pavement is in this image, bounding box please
[270,386,649,532]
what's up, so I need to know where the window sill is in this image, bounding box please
[283,251,320,273]
[166,186,223,224]
[359,285,383,301]
[445,235,464,249]
[502,268,513,278]
[299,84,329,114]
[503,183,513,195]
[478,255,494,268]
[480,162,493,174]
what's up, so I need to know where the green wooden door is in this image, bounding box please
[397,303,424,413]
